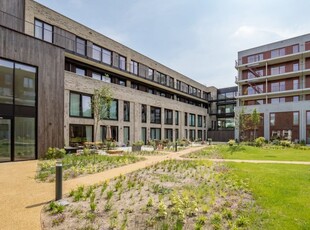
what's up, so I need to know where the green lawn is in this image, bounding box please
[184,145,310,161]
[228,163,310,230]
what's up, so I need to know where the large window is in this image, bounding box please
[70,92,92,118]
[271,48,285,58]
[92,44,112,65]
[175,129,179,140]
[76,37,86,56]
[70,124,93,146]
[293,112,299,125]
[15,64,36,107]
[151,106,161,124]
[165,129,173,141]
[197,115,202,127]
[150,128,161,140]
[189,114,196,127]
[123,126,130,145]
[14,117,36,160]
[307,111,310,125]
[189,129,195,141]
[164,109,173,125]
[102,100,118,120]
[101,125,118,141]
[175,111,179,125]
[0,59,14,104]
[247,53,263,63]
[271,81,285,92]
[130,61,138,75]
[34,19,53,43]
[185,112,188,126]
[124,101,130,122]
[92,72,111,83]
[119,56,126,71]
[147,68,154,81]
[141,104,147,123]
[270,113,275,126]
[271,66,285,75]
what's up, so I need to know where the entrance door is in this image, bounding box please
[0,118,11,162]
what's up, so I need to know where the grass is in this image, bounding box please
[35,154,144,182]
[228,163,310,230]
[184,145,310,161]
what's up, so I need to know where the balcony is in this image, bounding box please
[235,49,310,70]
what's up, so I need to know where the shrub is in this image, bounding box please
[300,140,306,146]
[132,140,144,146]
[280,140,291,147]
[45,147,66,159]
[255,137,265,147]
[227,139,235,146]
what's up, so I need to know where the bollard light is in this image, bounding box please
[55,160,63,201]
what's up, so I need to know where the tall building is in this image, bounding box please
[235,34,310,143]
[0,0,216,162]
[208,86,237,142]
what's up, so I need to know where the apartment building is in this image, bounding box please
[0,0,215,162]
[208,86,237,141]
[235,34,310,143]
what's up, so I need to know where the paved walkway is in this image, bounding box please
[1,146,310,230]
[0,146,205,230]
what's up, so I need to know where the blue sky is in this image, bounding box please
[35,0,310,88]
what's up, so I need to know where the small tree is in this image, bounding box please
[251,108,261,140]
[92,86,113,142]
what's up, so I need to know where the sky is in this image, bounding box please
[35,0,310,88]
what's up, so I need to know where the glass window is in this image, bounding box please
[164,109,173,125]
[69,92,92,118]
[270,113,275,126]
[15,63,36,106]
[14,117,35,160]
[76,37,86,56]
[175,111,179,125]
[185,112,188,126]
[70,124,93,146]
[293,112,299,125]
[76,67,85,76]
[247,53,263,63]
[70,93,80,116]
[82,95,92,117]
[189,114,196,127]
[34,19,53,43]
[101,126,118,141]
[307,111,310,125]
[175,129,179,140]
[92,44,101,61]
[102,100,118,120]
[130,61,138,75]
[197,115,202,127]
[150,106,161,124]
[154,71,160,83]
[123,126,130,145]
[197,130,202,140]
[293,96,299,102]
[124,101,130,122]
[164,129,173,141]
[293,63,299,72]
[189,129,195,141]
[92,72,101,80]
[141,127,147,144]
[293,79,299,90]
[0,59,14,104]
[293,45,299,53]
[141,104,147,123]
[102,48,112,65]
[119,56,126,71]
[102,74,111,83]
[147,68,153,80]
[150,128,161,140]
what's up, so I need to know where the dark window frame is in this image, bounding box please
[124,101,130,122]
[69,91,93,118]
